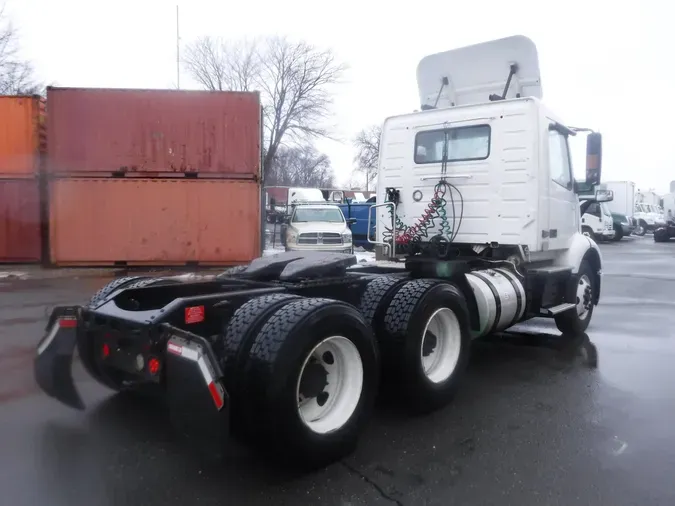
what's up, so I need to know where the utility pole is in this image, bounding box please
[176,5,180,89]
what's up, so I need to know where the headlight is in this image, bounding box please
[342,232,352,243]
[287,231,298,243]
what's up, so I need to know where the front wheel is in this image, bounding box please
[634,221,647,236]
[555,261,595,334]
[612,225,623,241]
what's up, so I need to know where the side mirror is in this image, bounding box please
[586,132,602,185]
[595,189,613,202]
[346,218,357,225]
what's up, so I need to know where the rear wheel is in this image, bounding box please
[88,276,148,307]
[240,298,378,468]
[381,279,471,413]
[358,276,408,337]
[219,293,302,432]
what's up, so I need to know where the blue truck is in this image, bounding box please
[337,198,376,251]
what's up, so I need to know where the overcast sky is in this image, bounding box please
[6,0,673,192]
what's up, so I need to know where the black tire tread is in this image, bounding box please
[88,276,147,307]
[383,278,442,349]
[358,276,407,330]
[221,293,301,390]
[248,298,342,369]
[123,277,182,290]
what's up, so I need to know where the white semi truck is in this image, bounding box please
[35,35,612,469]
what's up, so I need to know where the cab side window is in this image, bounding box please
[548,130,573,190]
[585,203,601,218]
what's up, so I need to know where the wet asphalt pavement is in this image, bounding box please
[1,236,675,506]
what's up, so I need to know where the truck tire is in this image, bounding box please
[654,228,670,242]
[381,279,471,414]
[220,293,302,404]
[555,260,595,334]
[88,276,148,307]
[581,226,595,241]
[612,224,623,241]
[240,298,379,468]
[122,277,183,290]
[358,276,408,336]
[635,220,647,236]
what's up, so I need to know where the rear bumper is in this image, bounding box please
[34,307,230,444]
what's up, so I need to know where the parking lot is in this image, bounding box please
[1,235,675,506]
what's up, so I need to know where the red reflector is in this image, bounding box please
[148,357,161,375]
[208,382,224,409]
[102,343,110,358]
[185,305,205,324]
[59,318,77,328]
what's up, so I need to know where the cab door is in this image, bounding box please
[547,125,578,250]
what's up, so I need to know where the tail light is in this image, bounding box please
[148,357,161,375]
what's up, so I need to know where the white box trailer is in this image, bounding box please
[602,181,635,218]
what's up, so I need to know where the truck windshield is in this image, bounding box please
[292,208,345,223]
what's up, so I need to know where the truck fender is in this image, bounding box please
[552,233,603,305]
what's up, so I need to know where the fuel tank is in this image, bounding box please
[465,267,526,338]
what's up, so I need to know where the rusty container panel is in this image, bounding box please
[0,96,46,177]
[49,178,261,265]
[46,87,261,177]
[0,179,42,262]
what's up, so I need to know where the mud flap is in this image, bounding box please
[34,306,85,410]
[162,326,230,458]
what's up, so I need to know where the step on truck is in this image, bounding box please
[34,35,612,469]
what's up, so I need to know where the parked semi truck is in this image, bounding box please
[35,35,611,469]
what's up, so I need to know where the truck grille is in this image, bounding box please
[297,232,343,245]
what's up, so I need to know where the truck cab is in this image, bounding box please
[371,35,611,333]
[580,200,615,241]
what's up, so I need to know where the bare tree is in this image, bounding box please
[182,35,346,179]
[267,144,335,188]
[0,5,42,95]
[353,125,381,191]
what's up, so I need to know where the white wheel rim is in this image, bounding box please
[576,274,592,320]
[420,308,462,384]
[296,336,363,435]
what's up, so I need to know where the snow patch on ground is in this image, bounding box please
[0,271,29,280]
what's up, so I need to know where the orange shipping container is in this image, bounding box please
[0,96,46,177]
[49,178,261,266]
[46,87,261,177]
[0,179,42,262]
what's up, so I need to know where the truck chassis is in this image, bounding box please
[35,249,598,468]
